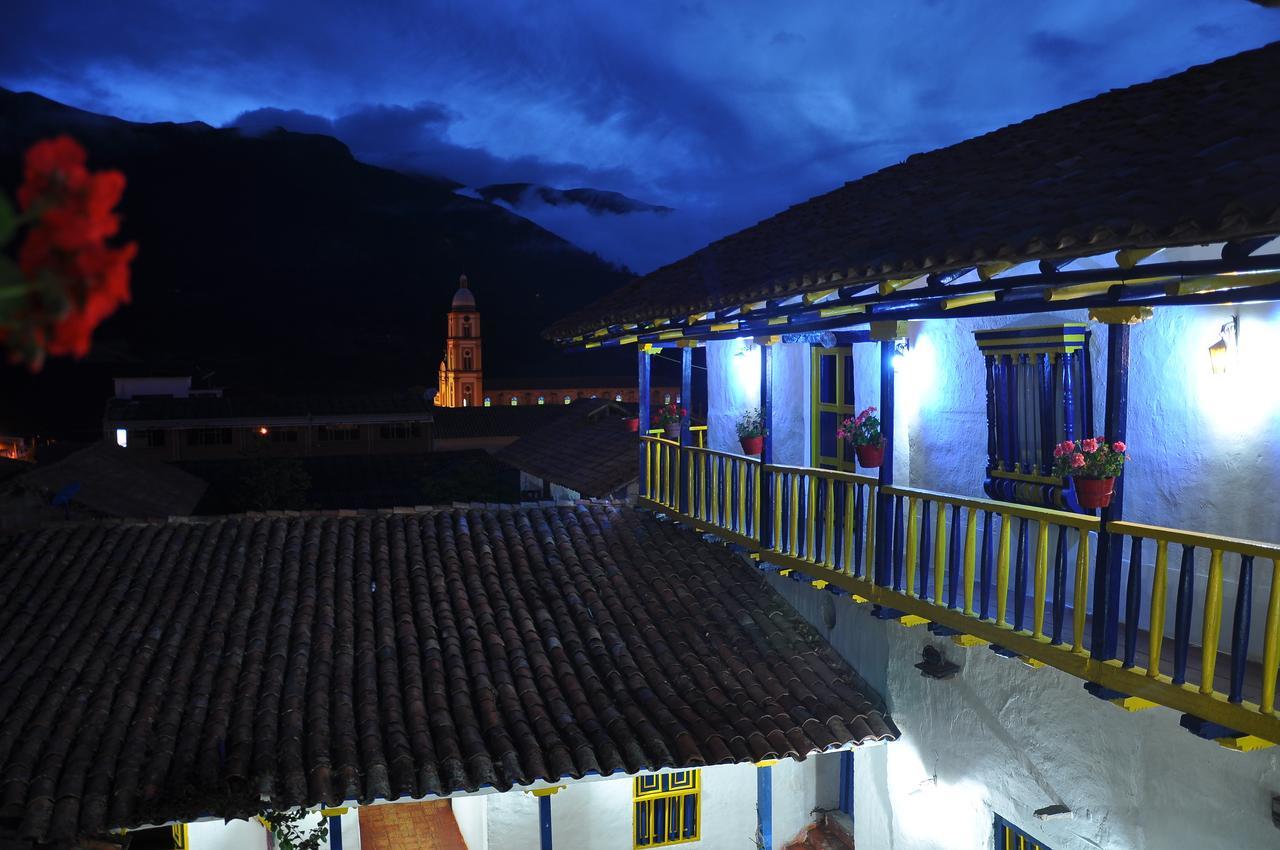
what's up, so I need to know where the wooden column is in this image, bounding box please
[679,343,694,514]
[638,345,651,497]
[759,338,776,549]
[1089,306,1151,661]
[871,321,906,591]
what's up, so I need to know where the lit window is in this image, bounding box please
[510,397,518,406]
[664,394,671,404]
[634,770,699,848]
[115,428,128,448]
[615,393,622,402]
[995,815,1055,850]
[563,396,572,405]
[462,398,469,407]
[676,395,681,404]
[538,396,545,405]
[484,397,492,407]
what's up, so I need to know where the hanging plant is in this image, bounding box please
[258,807,330,850]
[736,407,764,455]
[1052,437,1129,509]
[837,406,884,468]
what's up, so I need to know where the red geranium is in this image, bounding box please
[1,135,136,369]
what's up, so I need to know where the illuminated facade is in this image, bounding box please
[436,275,484,407]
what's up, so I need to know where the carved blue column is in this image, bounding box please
[638,346,651,497]
[759,340,775,549]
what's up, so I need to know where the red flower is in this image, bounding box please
[1112,441,1126,452]
[1070,453,1086,468]
[1081,438,1098,453]
[4,135,136,368]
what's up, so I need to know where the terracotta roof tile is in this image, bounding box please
[548,43,1280,339]
[0,504,894,843]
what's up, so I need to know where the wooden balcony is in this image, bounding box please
[638,436,1280,750]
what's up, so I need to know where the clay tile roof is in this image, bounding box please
[546,42,1280,340]
[495,401,639,496]
[0,503,894,843]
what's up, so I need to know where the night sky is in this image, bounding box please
[4,1,1279,273]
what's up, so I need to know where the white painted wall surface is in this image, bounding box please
[472,762,827,850]
[707,339,809,466]
[769,573,1280,850]
[187,809,359,850]
[454,795,488,850]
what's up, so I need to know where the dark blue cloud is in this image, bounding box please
[3,0,1279,272]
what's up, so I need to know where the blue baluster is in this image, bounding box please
[919,500,933,601]
[1051,525,1067,644]
[892,496,905,591]
[1123,536,1143,668]
[1229,555,1254,704]
[947,505,961,609]
[1172,544,1196,685]
[979,511,994,619]
[853,484,865,577]
[1013,517,1029,631]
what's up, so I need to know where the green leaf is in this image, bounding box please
[0,191,15,249]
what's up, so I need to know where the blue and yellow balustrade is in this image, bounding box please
[637,435,1280,749]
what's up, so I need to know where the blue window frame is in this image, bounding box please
[994,815,1055,850]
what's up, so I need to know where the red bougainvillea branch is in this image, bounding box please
[0,135,136,370]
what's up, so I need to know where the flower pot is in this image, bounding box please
[624,417,639,433]
[1074,477,1116,510]
[739,434,764,456]
[855,443,884,468]
[663,423,681,441]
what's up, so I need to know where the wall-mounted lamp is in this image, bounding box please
[1209,316,1238,375]
[891,339,910,371]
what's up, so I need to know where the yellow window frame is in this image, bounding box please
[633,769,700,848]
[810,345,856,472]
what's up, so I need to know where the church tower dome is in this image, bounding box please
[452,274,476,309]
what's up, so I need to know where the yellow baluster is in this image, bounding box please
[995,514,1011,625]
[1148,540,1169,678]
[711,454,720,524]
[865,486,877,576]
[773,473,783,553]
[1032,521,1049,638]
[1261,558,1280,715]
[806,475,818,562]
[933,502,947,605]
[1073,529,1090,653]
[752,465,762,541]
[737,461,747,533]
[1201,548,1224,696]
[843,483,856,575]
[789,475,800,557]
[904,498,920,597]
[963,508,978,615]
[824,478,836,568]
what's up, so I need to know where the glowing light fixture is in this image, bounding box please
[1209,316,1238,374]
[891,340,910,371]
[115,428,128,448]
[258,426,270,436]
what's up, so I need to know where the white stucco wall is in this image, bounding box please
[187,809,359,850]
[769,573,1280,850]
[707,339,809,466]
[470,761,829,850]
[454,794,488,850]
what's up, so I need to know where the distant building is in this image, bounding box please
[434,275,677,408]
[104,377,433,460]
[496,399,641,500]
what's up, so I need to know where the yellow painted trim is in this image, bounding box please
[619,335,639,345]
[1111,695,1159,712]
[768,316,789,326]
[530,785,565,796]
[944,292,997,310]
[977,261,1015,281]
[585,341,601,349]
[1046,280,1117,301]
[320,807,350,817]
[754,758,779,767]
[879,277,917,295]
[952,634,989,647]
[1108,521,1280,561]
[659,330,684,340]
[1216,735,1276,752]
[1116,247,1160,269]
[1166,270,1280,297]
[819,304,865,318]
[709,321,739,332]
[883,484,1097,530]
[803,288,838,304]
[899,614,930,628]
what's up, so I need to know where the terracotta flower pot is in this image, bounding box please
[663,423,681,440]
[624,417,639,433]
[739,434,764,456]
[1074,477,1116,510]
[855,443,885,468]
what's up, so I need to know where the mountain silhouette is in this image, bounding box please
[0,89,638,438]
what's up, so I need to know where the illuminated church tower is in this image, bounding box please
[436,275,483,407]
